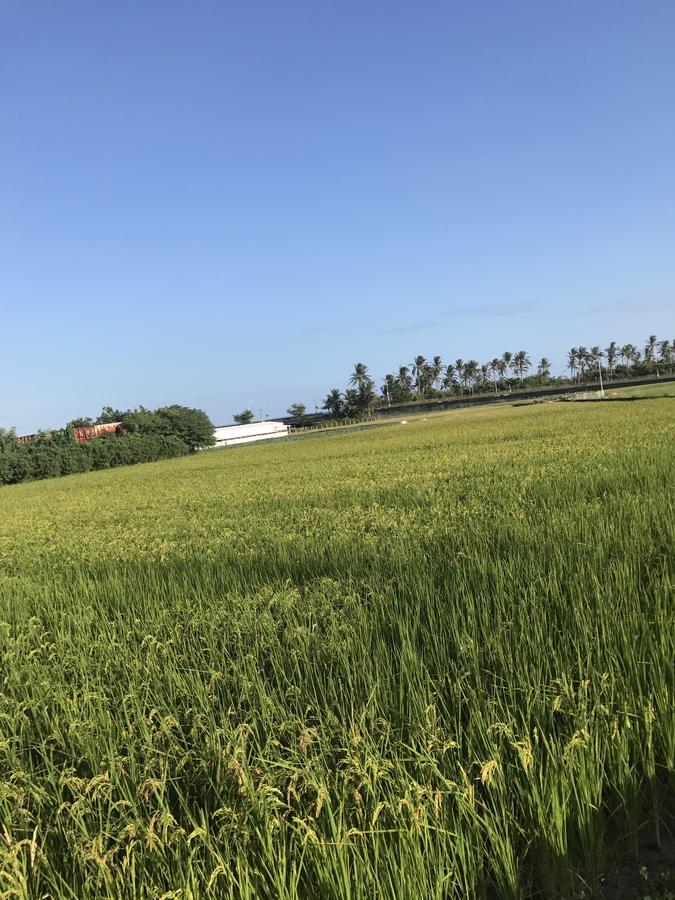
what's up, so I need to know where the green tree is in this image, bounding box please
[589,347,604,379]
[620,344,637,369]
[349,363,371,392]
[322,389,344,418]
[567,348,578,382]
[454,359,465,395]
[343,389,360,418]
[155,405,215,451]
[430,355,443,389]
[357,379,376,416]
[412,356,427,394]
[513,350,531,384]
[233,410,255,425]
[605,342,618,379]
[644,334,658,363]
[462,360,479,395]
[487,358,501,393]
[502,351,514,378]
[442,364,457,392]
[96,407,125,424]
[287,403,309,425]
[67,417,94,428]
[397,366,413,396]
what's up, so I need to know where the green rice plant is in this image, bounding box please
[0,399,673,898]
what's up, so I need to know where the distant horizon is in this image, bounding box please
[5,327,672,435]
[3,2,674,434]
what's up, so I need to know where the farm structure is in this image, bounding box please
[72,422,122,442]
[16,422,122,444]
[213,421,288,447]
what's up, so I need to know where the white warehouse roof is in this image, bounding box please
[213,421,288,447]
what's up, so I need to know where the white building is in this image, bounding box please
[212,421,288,448]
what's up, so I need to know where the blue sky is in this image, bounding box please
[2,1,674,432]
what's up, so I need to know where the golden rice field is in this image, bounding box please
[1,395,673,898]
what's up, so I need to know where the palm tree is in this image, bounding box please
[659,339,672,373]
[496,358,508,387]
[589,346,604,380]
[349,362,370,391]
[412,355,427,394]
[463,360,479,395]
[343,389,360,418]
[502,351,514,379]
[454,359,465,396]
[397,366,412,392]
[430,355,443,389]
[568,348,578,382]
[513,350,531,384]
[488,358,501,394]
[605,342,618,380]
[644,335,658,363]
[537,358,551,378]
[576,346,590,380]
[621,344,636,369]
[358,378,376,416]
[442,364,456,392]
[322,389,344,418]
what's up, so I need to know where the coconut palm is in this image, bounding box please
[349,362,371,391]
[442,364,456,392]
[620,344,637,369]
[487,358,501,394]
[659,339,672,373]
[577,347,590,379]
[644,335,658,363]
[513,350,531,384]
[537,358,551,377]
[463,360,479,395]
[343,389,360,418]
[589,346,604,378]
[568,348,578,382]
[430,355,443,389]
[454,359,465,395]
[605,342,618,379]
[322,389,344,418]
[502,351,514,378]
[497,358,508,386]
[358,378,377,416]
[412,355,427,394]
[396,366,411,390]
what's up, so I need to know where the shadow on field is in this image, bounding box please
[601,823,675,899]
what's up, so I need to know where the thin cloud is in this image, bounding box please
[304,301,536,336]
[451,301,538,317]
[589,297,673,314]
[303,320,439,337]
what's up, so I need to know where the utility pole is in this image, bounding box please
[598,358,605,398]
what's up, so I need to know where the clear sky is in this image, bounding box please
[2,1,674,432]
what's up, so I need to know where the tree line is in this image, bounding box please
[0,405,214,487]
[309,334,673,420]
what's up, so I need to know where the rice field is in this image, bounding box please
[0,397,673,899]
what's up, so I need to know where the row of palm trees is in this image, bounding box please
[568,337,673,381]
[405,350,540,395]
[321,335,673,418]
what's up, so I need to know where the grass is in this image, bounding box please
[604,380,675,399]
[0,400,673,898]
